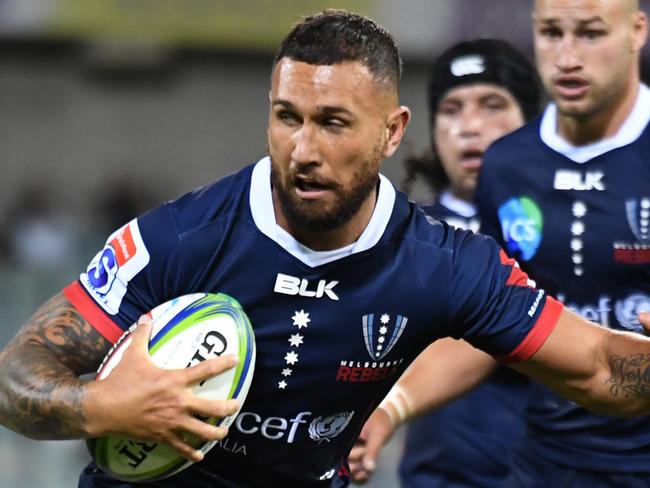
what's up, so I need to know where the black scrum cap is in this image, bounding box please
[428,38,541,122]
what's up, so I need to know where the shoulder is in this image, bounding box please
[486,117,542,162]
[400,198,494,260]
[162,164,255,236]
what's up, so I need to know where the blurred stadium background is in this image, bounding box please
[0,1,649,487]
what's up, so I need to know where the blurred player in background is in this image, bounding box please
[402,39,541,488]
[351,1,650,487]
[350,38,542,488]
[3,7,650,488]
[484,0,650,486]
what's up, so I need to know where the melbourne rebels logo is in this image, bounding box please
[308,411,354,443]
[625,198,650,243]
[613,198,650,264]
[362,313,407,361]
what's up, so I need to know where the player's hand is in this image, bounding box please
[639,311,650,336]
[347,407,395,484]
[84,315,240,462]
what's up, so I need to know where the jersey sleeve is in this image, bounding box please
[447,230,562,362]
[64,203,184,343]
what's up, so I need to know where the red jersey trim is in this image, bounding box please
[63,281,124,344]
[498,296,564,364]
[500,249,534,288]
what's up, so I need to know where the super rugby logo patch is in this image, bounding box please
[362,313,407,361]
[80,219,150,314]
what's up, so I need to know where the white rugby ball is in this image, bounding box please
[87,292,256,482]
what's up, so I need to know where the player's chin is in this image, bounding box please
[553,96,594,117]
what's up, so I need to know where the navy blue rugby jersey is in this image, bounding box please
[476,84,650,473]
[399,195,530,488]
[65,157,561,487]
[419,191,480,234]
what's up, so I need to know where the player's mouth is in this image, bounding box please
[294,177,332,200]
[459,150,484,170]
[554,76,589,100]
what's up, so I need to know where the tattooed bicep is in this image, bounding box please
[14,292,112,374]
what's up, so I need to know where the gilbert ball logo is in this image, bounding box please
[498,197,543,261]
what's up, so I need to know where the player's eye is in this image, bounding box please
[579,29,606,40]
[323,117,346,129]
[539,26,562,39]
[277,111,300,125]
[483,96,509,112]
[437,102,461,116]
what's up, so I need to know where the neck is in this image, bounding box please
[273,188,378,251]
[448,187,474,204]
[556,80,640,146]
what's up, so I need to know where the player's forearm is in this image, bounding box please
[556,331,650,416]
[380,338,497,425]
[0,292,109,439]
[0,341,90,439]
[514,308,650,416]
[596,330,650,415]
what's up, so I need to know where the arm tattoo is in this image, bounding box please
[607,354,650,399]
[0,292,111,439]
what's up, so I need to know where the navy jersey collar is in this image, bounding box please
[540,83,650,163]
[249,157,396,267]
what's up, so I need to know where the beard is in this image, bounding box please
[270,150,381,234]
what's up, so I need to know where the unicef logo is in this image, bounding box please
[498,197,543,261]
[308,411,354,443]
[615,294,650,333]
[86,246,119,294]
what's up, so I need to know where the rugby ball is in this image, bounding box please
[87,292,256,482]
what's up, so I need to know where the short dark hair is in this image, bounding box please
[274,9,401,91]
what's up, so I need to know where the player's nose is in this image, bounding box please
[291,122,322,166]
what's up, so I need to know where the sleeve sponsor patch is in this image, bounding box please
[80,219,150,315]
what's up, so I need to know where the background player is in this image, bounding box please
[3,8,650,488]
[350,1,650,487]
[358,39,542,487]
[482,0,650,486]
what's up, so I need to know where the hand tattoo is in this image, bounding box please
[607,354,650,399]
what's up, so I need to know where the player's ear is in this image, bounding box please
[631,10,649,52]
[382,106,411,159]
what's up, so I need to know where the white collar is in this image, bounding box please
[249,157,396,267]
[439,190,477,218]
[540,83,650,163]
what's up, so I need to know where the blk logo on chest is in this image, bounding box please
[553,170,605,191]
[274,273,339,300]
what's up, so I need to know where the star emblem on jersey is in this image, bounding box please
[362,313,408,361]
[571,221,585,235]
[292,310,311,328]
[275,310,312,390]
[572,201,587,218]
[570,200,587,276]
[288,333,304,347]
[284,351,299,365]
